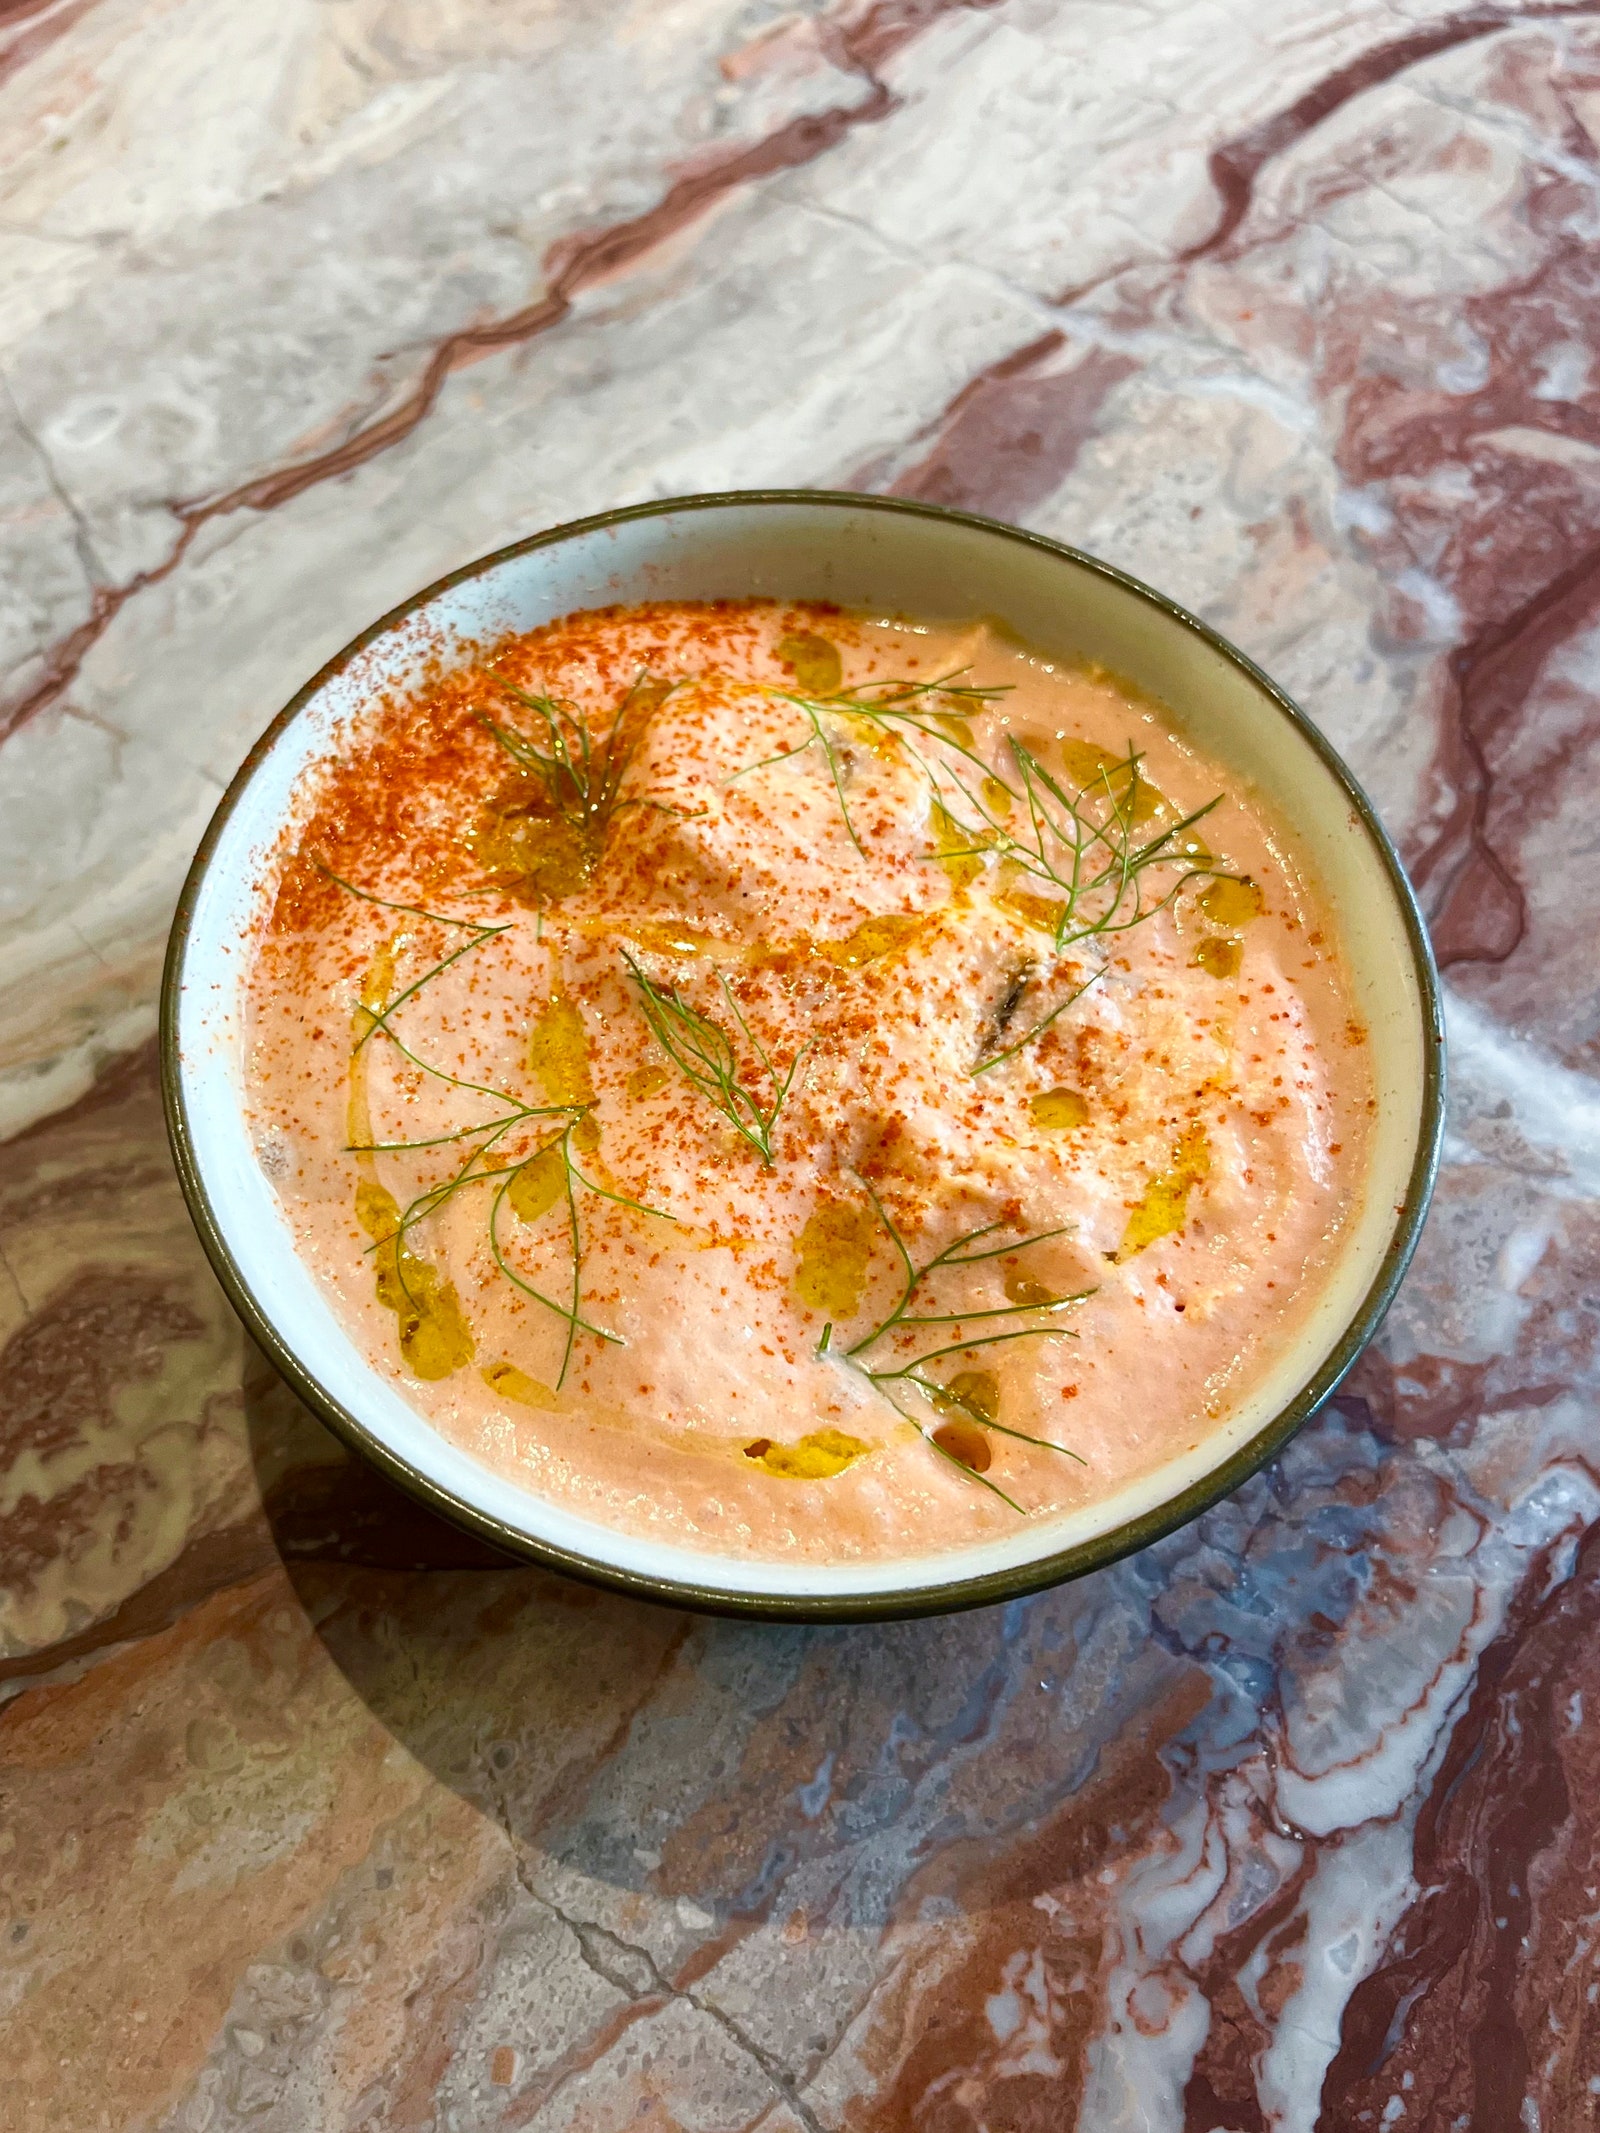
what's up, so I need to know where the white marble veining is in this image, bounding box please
[5,2,1600,2127]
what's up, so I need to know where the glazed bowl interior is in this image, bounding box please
[165,493,1442,1617]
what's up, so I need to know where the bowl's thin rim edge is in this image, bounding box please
[159,487,1446,1622]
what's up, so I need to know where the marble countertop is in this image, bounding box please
[3,2,1598,2126]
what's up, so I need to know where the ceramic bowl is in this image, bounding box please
[162,491,1443,1618]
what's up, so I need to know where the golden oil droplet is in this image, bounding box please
[792,1199,879,1316]
[1199,876,1263,929]
[820,914,920,967]
[528,992,593,1105]
[930,798,986,889]
[507,1143,566,1224]
[1030,1087,1089,1130]
[776,632,842,695]
[938,1368,1000,1423]
[1004,1273,1057,1307]
[743,1428,870,1478]
[1191,936,1242,980]
[481,1360,560,1410]
[998,889,1068,937]
[1057,740,1165,825]
[1116,1124,1211,1261]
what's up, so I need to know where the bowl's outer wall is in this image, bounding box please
[162,492,1444,1620]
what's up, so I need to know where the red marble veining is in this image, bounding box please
[0,1268,204,1609]
[1180,4,1600,270]
[885,337,1138,519]
[0,1566,500,2131]
[0,0,1001,749]
[5,3,1600,2127]
[1313,1204,1600,2119]
[1336,222,1600,940]
[861,1679,1211,2131]
[1179,1854,1317,2133]
[1320,1517,1600,2127]
[0,0,97,91]
[1340,1193,1600,1448]
[1309,23,1600,1065]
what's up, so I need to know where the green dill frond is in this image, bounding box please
[480,669,682,875]
[812,1174,1091,1510]
[366,1106,674,1390]
[321,874,672,1382]
[312,861,511,1059]
[726,669,1014,855]
[488,1123,612,1388]
[723,683,1238,1074]
[963,740,1231,1071]
[622,951,808,1167]
[312,861,506,935]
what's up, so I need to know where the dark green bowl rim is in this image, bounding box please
[160,489,1445,1622]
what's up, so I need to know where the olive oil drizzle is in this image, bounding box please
[721,659,1245,1072]
[324,867,672,1386]
[816,1175,1092,1512]
[478,669,704,892]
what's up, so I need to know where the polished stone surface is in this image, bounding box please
[3,2,1599,2125]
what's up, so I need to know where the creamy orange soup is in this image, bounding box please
[246,600,1371,1562]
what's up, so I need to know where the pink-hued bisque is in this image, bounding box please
[245,600,1371,1561]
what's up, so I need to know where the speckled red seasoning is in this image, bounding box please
[246,599,1372,1564]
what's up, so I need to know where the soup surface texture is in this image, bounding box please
[246,600,1371,1562]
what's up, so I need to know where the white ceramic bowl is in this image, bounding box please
[163,492,1443,1618]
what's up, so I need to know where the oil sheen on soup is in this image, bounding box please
[246,600,1372,1562]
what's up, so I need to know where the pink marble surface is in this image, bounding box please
[2,1,1599,2125]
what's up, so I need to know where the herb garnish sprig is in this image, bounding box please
[325,867,672,1383]
[487,1116,673,1388]
[356,1108,664,1387]
[819,1176,1091,1512]
[314,864,512,1063]
[479,669,703,881]
[480,669,661,845]
[729,668,1009,854]
[724,674,1236,1072]
[623,951,809,1167]
[955,745,1229,1072]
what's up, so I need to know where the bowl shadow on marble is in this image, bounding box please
[244,1347,703,1858]
[244,1338,520,1575]
[238,1343,1121,1905]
